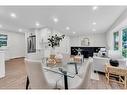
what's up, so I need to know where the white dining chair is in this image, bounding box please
[70,60,92,89]
[25,59,62,89]
[57,60,92,89]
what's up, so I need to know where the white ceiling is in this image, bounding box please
[0,6,126,36]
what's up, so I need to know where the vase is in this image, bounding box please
[50,47,56,57]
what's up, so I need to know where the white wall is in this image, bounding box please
[70,33,107,47]
[0,31,25,60]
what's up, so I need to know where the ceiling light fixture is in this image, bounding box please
[92,6,98,11]
[92,22,96,25]
[18,29,22,32]
[53,17,59,23]
[0,24,3,28]
[10,12,16,18]
[66,26,70,30]
[35,21,40,27]
[92,29,96,31]
[73,32,76,34]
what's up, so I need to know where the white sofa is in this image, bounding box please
[93,50,127,73]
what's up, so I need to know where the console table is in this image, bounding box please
[71,47,104,58]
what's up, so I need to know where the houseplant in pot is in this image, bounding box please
[48,34,65,59]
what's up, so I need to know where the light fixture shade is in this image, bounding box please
[10,13,16,18]
[92,22,96,25]
[92,6,98,10]
[53,17,59,23]
[0,25,2,28]
[35,22,40,27]
[66,26,70,30]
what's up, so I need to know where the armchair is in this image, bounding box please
[93,56,109,72]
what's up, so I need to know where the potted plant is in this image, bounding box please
[48,34,65,57]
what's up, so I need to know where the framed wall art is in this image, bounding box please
[0,34,7,47]
[81,38,90,46]
[27,35,36,53]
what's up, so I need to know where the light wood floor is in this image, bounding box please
[0,58,124,89]
[0,58,27,89]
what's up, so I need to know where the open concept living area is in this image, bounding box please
[0,6,127,90]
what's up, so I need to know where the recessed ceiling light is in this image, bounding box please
[10,12,16,18]
[92,29,96,31]
[73,32,76,34]
[92,6,98,10]
[53,17,59,23]
[18,29,22,32]
[35,21,40,27]
[0,24,3,28]
[66,26,70,30]
[92,22,96,25]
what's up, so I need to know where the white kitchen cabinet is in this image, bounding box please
[0,51,5,78]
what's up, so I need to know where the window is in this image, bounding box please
[122,28,127,58]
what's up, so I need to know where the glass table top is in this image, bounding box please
[43,63,82,78]
[42,57,83,78]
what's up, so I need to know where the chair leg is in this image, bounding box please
[124,76,126,89]
[107,73,109,83]
[26,76,29,89]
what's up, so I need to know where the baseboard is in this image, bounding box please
[0,74,5,78]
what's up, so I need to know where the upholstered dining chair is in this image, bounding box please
[58,60,92,89]
[70,60,92,89]
[25,59,61,89]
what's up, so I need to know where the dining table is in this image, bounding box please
[42,57,83,89]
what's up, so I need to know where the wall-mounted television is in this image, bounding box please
[0,34,7,47]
